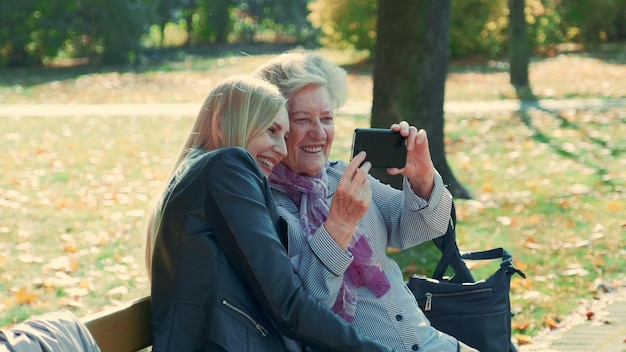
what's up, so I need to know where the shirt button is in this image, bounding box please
[396,314,403,321]
[411,344,419,351]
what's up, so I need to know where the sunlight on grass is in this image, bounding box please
[0,115,192,326]
[1,106,624,338]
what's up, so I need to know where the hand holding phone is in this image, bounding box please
[351,128,407,168]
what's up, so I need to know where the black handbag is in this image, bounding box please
[407,202,525,352]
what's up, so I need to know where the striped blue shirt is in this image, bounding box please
[272,161,458,351]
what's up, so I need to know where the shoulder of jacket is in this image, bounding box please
[191,147,254,169]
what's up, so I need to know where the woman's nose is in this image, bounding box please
[275,139,288,158]
[308,120,326,139]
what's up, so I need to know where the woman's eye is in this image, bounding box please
[293,117,309,124]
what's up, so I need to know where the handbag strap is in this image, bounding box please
[462,248,526,278]
[432,202,475,282]
[431,202,526,281]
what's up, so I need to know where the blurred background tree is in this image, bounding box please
[371,0,473,198]
[310,0,625,58]
[1,0,624,67]
[0,0,151,66]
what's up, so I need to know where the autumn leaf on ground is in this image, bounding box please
[106,286,129,296]
[543,315,560,330]
[13,287,37,305]
[593,256,605,266]
[64,243,78,253]
[515,333,533,345]
[522,236,543,249]
[608,201,620,212]
[402,262,418,274]
[512,319,530,331]
[511,276,533,290]
[514,260,529,272]
[529,214,540,224]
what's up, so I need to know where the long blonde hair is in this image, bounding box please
[145,75,286,276]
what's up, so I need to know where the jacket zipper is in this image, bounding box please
[222,300,268,336]
[424,288,493,311]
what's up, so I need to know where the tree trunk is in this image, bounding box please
[209,0,230,44]
[156,0,172,48]
[372,0,471,199]
[508,0,535,100]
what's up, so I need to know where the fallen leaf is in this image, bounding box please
[543,315,560,329]
[14,287,37,305]
[529,214,540,224]
[512,319,530,331]
[64,243,78,253]
[18,254,44,264]
[515,261,529,272]
[515,333,533,345]
[561,267,589,276]
[497,216,511,226]
[106,286,129,296]
[511,277,533,290]
[403,262,418,274]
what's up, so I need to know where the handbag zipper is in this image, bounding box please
[424,288,494,311]
[222,299,269,336]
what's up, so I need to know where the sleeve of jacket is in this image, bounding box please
[369,170,453,250]
[204,148,394,352]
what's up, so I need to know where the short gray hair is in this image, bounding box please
[253,52,348,110]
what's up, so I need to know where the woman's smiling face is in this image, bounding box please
[246,106,289,176]
[282,84,335,176]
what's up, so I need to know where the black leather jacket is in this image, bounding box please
[150,147,394,352]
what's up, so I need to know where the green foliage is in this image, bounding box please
[229,0,314,44]
[308,0,378,53]
[308,0,626,60]
[0,0,151,66]
[2,0,624,66]
[0,0,69,66]
[187,0,231,45]
[449,0,508,57]
[67,0,151,64]
[559,0,626,42]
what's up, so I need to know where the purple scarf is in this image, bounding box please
[269,163,391,322]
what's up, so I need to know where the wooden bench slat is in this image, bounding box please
[81,296,152,352]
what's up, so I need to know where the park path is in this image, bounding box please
[518,284,626,352]
[1,98,625,117]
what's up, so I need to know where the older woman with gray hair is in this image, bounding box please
[254,53,478,352]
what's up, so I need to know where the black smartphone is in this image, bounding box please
[351,128,407,168]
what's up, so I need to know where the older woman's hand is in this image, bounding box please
[325,151,372,250]
[387,121,436,199]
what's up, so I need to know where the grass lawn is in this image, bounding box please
[0,45,625,347]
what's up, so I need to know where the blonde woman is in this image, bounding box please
[146,76,393,352]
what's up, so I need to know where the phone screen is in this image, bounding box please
[351,128,407,168]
